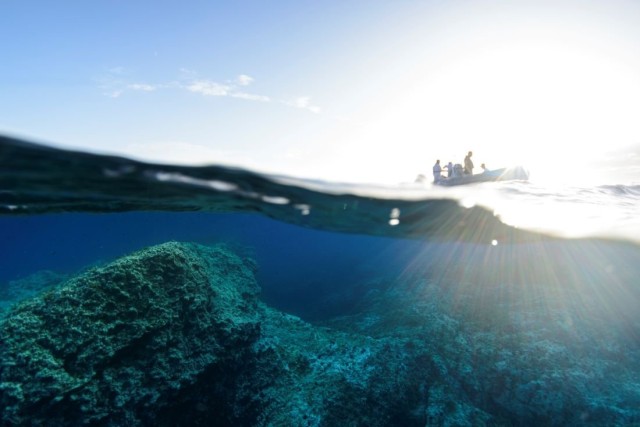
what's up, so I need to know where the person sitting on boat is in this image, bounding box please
[433,159,443,183]
[464,151,474,175]
[452,163,463,177]
[481,163,489,173]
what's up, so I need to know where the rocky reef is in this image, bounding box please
[0,242,439,426]
[0,243,264,426]
[0,270,68,314]
[1,242,639,426]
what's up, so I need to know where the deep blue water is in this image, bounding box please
[2,209,639,325]
[0,212,421,318]
[2,135,640,424]
[2,135,640,320]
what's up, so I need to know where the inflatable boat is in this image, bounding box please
[434,166,530,186]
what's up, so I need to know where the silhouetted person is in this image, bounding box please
[464,151,474,175]
[446,161,453,178]
[433,159,443,182]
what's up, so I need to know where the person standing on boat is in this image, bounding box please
[433,159,443,183]
[445,161,453,178]
[464,151,474,175]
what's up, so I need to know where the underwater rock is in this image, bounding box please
[0,242,461,426]
[0,242,262,426]
[0,270,68,314]
[3,241,637,426]
[325,277,640,426]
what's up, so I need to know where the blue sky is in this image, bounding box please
[3,1,640,184]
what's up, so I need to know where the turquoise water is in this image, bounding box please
[1,136,639,426]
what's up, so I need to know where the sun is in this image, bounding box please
[417,41,640,183]
[323,22,640,185]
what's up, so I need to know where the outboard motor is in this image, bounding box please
[453,164,463,178]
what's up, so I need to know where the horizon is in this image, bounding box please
[2,1,640,185]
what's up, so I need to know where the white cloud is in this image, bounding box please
[236,74,254,86]
[286,96,321,113]
[128,83,157,92]
[186,80,231,96]
[97,69,320,113]
[185,77,270,102]
[293,97,312,108]
[231,92,270,102]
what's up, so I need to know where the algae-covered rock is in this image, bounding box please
[5,240,634,426]
[325,278,640,426]
[0,270,68,314]
[0,242,261,426]
[0,242,447,426]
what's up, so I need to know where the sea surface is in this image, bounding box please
[1,135,639,425]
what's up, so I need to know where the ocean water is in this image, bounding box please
[1,135,640,426]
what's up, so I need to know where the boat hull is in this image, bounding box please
[435,166,529,186]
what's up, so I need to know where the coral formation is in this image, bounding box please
[1,242,639,426]
[1,243,261,426]
[0,270,67,314]
[1,243,439,426]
